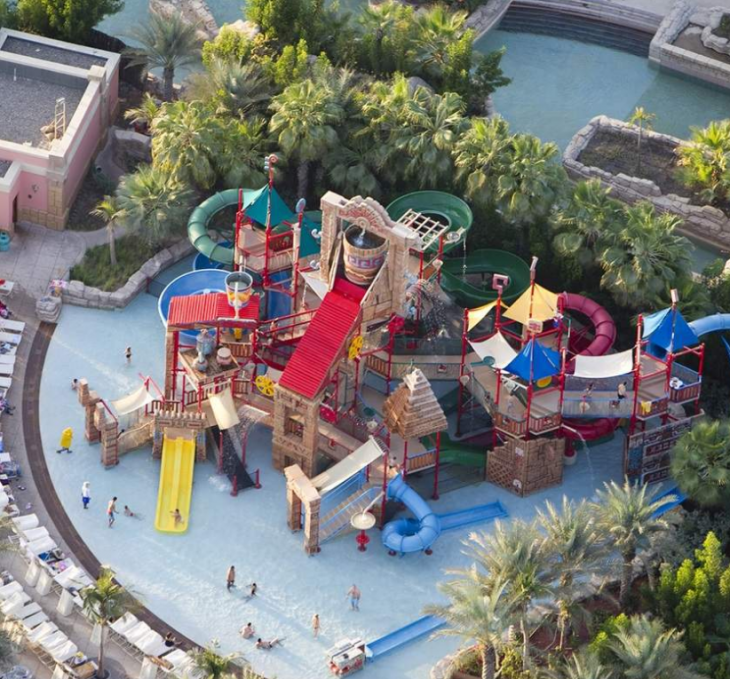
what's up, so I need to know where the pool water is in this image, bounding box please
[40,290,628,679]
[477,30,730,150]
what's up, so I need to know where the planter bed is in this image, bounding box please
[564,115,730,250]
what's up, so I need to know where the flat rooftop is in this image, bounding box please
[0,65,85,147]
[1,36,108,70]
[0,160,11,177]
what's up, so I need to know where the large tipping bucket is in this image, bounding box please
[225,271,253,309]
[343,225,387,287]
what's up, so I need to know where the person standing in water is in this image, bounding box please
[107,497,118,527]
[312,614,320,638]
[226,566,236,591]
[81,482,91,510]
[125,347,132,365]
[346,584,361,611]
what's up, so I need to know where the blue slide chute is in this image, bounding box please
[382,474,507,555]
[689,313,730,337]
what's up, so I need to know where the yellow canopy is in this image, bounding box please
[467,300,504,331]
[504,284,558,325]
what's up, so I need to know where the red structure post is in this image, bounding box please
[432,431,441,500]
[254,469,261,489]
[231,475,238,497]
[455,308,469,437]
[630,314,643,436]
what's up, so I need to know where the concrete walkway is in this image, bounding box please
[0,223,128,299]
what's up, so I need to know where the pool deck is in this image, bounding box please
[1,290,198,677]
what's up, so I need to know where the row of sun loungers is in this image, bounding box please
[0,316,25,394]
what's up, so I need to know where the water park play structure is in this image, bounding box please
[72,155,730,673]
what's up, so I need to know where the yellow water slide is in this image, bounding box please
[154,429,196,533]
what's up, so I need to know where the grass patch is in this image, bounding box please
[70,235,159,291]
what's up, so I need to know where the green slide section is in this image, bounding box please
[439,249,531,309]
[386,191,473,255]
[188,185,322,265]
[420,434,486,468]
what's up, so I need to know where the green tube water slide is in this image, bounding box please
[386,191,474,255]
[187,189,245,266]
[440,249,531,309]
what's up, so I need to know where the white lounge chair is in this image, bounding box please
[0,377,11,391]
[161,649,190,671]
[0,355,15,365]
[21,611,49,632]
[39,631,69,653]
[13,602,42,620]
[12,514,39,532]
[0,581,23,600]
[24,536,57,557]
[1,591,30,615]
[135,631,167,657]
[0,320,25,334]
[26,621,57,644]
[51,640,78,663]
[0,365,13,376]
[0,333,20,345]
[55,565,93,590]
[124,621,152,645]
[110,612,138,636]
[22,527,49,543]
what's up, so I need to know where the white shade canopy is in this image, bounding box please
[470,332,518,370]
[573,349,634,379]
[312,437,383,495]
[111,385,154,415]
[208,388,240,430]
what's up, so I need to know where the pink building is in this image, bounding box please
[0,28,120,232]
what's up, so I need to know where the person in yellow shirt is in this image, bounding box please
[57,427,73,454]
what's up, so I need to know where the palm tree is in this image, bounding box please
[151,101,217,190]
[80,567,136,679]
[608,615,703,679]
[647,276,713,321]
[91,197,124,266]
[466,521,553,671]
[426,572,517,679]
[269,79,344,198]
[553,180,624,266]
[538,497,606,650]
[190,640,240,679]
[590,479,675,607]
[453,116,512,205]
[677,120,730,206]
[396,89,468,189]
[213,117,268,189]
[598,202,692,308]
[414,5,468,82]
[357,0,414,74]
[123,93,161,132]
[670,418,730,509]
[186,58,272,117]
[126,11,201,101]
[627,107,656,173]
[545,651,613,679]
[115,165,193,247]
[495,134,566,243]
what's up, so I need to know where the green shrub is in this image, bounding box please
[69,235,159,292]
[587,613,630,663]
[16,0,122,42]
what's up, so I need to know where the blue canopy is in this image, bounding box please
[643,308,699,352]
[504,339,561,382]
[244,185,295,227]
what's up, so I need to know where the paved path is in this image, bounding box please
[0,223,128,299]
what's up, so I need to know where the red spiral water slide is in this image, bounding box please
[560,293,619,441]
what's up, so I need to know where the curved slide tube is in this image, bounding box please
[561,292,617,357]
[386,191,473,255]
[158,269,230,341]
[382,474,507,555]
[689,313,730,337]
[561,293,619,442]
[155,433,195,534]
[188,189,250,266]
[439,249,532,308]
[382,475,441,554]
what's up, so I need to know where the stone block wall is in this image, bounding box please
[487,437,564,496]
[63,239,193,310]
[563,115,730,249]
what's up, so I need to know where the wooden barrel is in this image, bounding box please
[343,225,387,286]
[225,272,253,308]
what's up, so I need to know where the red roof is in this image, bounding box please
[168,293,260,328]
[279,290,361,399]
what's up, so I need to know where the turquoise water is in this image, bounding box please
[477,30,730,150]
[39,287,627,679]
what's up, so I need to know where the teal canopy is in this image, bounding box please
[244,186,295,227]
[504,339,561,382]
[643,308,699,353]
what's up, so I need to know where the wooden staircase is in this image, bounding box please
[319,484,380,543]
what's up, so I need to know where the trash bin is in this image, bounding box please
[0,232,9,252]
